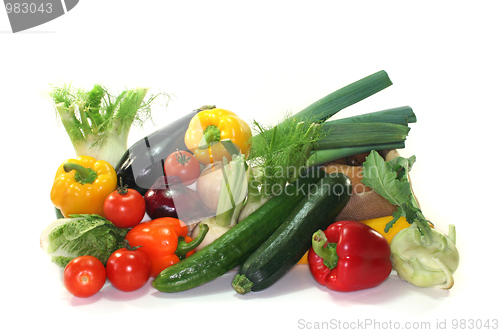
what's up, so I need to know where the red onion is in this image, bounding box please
[144,176,211,222]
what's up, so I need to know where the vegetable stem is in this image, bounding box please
[215,155,248,227]
[316,122,410,150]
[63,162,98,184]
[332,106,416,125]
[306,142,406,167]
[85,84,106,127]
[200,125,222,148]
[175,224,209,259]
[49,84,160,168]
[232,274,254,295]
[311,230,338,270]
[286,70,393,124]
[54,103,86,143]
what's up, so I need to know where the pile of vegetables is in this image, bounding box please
[40,71,459,298]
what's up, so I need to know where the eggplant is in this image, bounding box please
[115,109,200,195]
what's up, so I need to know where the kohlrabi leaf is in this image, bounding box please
[388,155,416,182]
[361,150,412,207]
[362,150,460,289]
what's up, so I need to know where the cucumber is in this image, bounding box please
[152,169,328,293]
[232,173,352,294]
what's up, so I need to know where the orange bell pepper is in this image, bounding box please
[184,107,252,164]
[51,156,117,218]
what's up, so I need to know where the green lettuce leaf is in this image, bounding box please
[41,214,128,267]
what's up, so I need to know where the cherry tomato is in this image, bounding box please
[106,243,151,292]
[163,150,201,186]
[103,179,146,228]
[63,256,106,298]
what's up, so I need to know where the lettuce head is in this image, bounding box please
[40,214,128,267]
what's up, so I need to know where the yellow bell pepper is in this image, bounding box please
[359,216,412,244]
[297,251,309,265]
[51,156,117,218]
[184,107,252,165]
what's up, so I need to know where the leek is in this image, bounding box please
[306,142,406,167]
[286,70,393,124]
[248,70,416,193]
[252,70,393,143]
[49,84,163,168]
[332,106,416,125]
[316,122,410,149]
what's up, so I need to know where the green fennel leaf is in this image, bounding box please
[249,114,325,196]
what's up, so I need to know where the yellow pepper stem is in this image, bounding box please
[63,162,98,185]
[199,125,221,149]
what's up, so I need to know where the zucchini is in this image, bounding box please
[151,169,328,293]
[232,173,352,294]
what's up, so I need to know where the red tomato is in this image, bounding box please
[103,182,146,228]
[163,150,200,185]
[106,244,151,292]
[63,256,106,298]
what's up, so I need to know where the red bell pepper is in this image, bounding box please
[126,217,208,277]
[308,220,392,292]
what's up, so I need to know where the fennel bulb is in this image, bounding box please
[49,84,162,168]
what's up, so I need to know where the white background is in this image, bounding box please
[1,1,498,332]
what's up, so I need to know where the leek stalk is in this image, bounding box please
[306,142,406,167]
[253,70,393,143]
[331,106,416,125]
[291,70,393,123]
[316,122,410,150]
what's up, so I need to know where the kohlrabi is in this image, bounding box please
[362,150,459,289]
[49,84,163,168]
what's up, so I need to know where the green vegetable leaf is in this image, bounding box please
[388,155,416,182]
[43,214,128,267]
[361,150,412,207]
[362,150,434,245]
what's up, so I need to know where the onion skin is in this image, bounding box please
[196,162,224,213]
[145,176,211,222]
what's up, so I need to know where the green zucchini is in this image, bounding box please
[232,173,352,295]
[152,169,328,293]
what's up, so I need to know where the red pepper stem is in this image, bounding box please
[123,239,142,251]
[175,223,209,260]
[311,230,338,270]
[63,162,98,184]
